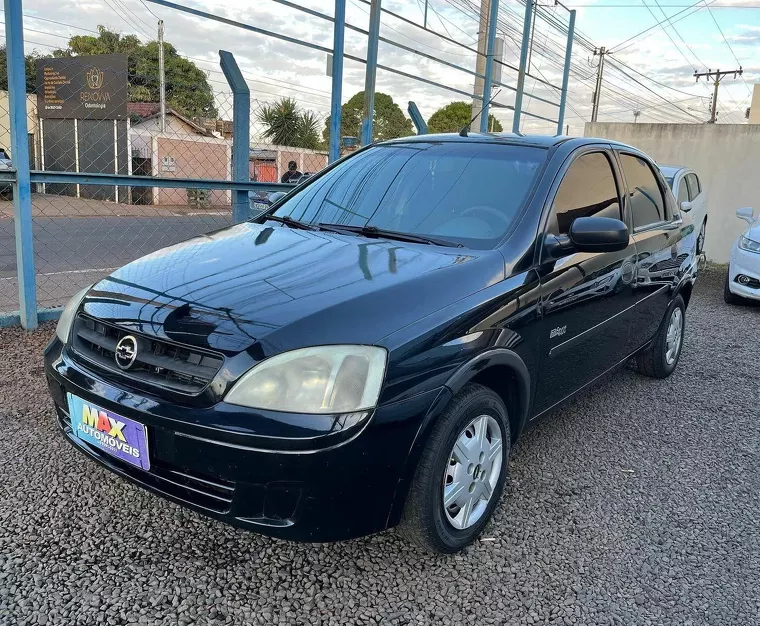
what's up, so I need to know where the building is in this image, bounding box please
[129,102,232,207]
[0,90,38,168]
[748,84,760,124]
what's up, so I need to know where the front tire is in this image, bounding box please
[399,383,510,553]
[724,270,745,305]
[636,294,685,378]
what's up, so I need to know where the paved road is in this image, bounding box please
[0,215,232,309]
[2,270,759,625]
[0,214,232,277]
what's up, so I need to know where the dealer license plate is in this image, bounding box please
[67,393,150,470]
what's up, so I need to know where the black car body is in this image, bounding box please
[45,134,697,551]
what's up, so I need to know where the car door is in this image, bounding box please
[617,152,690,351]
[533,148,638,416]
[685,172,707,249]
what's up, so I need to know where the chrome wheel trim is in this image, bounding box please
[442,414,503,530]
[665,307,683,365]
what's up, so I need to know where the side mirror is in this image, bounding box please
[680,201,692,212]
[268,191,287,204]
[569,216,630,253]
[736,207,755,224]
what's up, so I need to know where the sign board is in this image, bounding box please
[36,54,128,119]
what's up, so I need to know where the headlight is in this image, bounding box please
[225,345,387,413]
[56,286,91,343]
[739,235,760,254]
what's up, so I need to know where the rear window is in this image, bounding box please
[272,142,547,249]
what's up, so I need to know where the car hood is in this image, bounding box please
[83,222,505,354]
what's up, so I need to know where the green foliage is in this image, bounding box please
[323,91,413,143]
[427,101,503,134]
[46,25,217,118]
[258,97,324,149]
[0,46,41,93]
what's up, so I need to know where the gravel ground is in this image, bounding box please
[1,268,759,626]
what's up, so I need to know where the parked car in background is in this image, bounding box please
[46,134,697,553]
[248,173,312,216]
[724,207,760,304]
[0,147,13,200]
[659,165,707,255]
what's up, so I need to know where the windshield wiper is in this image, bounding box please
[263,214,319,231]
[317,223,463,248]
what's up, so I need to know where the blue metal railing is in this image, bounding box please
[3,0,577,328]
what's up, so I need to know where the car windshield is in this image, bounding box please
[270,142,547,249]
[664,176,674,189]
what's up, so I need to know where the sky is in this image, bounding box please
[5,0,760,137]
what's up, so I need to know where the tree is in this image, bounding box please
[0,46,42,94]
[258,97,323,149]
[323,91,413,143]
[427,101,503,134]
[52,25,217,118]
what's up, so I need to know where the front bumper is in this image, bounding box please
[44,338,443,542]
[729,247,760,301]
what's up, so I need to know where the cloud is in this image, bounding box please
[15,0,758,137]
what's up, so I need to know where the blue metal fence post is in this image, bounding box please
[219,50,250,223]
[329,0,346,163]
[361,0,381,146]
[512,0,533,134]
[557,9,576,135]
[480,0,500,133]
[407,101,427,134]
[4,0,37,329]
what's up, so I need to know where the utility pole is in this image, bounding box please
[158,19,166,132]
[471,0,491,129]
[694,67,743,124]
[591,46,610,123]
[526,0,538,73]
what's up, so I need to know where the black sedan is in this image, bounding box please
[45,133,697,553]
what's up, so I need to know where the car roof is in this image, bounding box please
[380,132,648,153]
[657,165,689,177]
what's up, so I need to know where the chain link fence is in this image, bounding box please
[0,47,329,313]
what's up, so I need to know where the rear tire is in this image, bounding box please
[398,383,510,553]
[636,295,685,379]
[724,269,744,305]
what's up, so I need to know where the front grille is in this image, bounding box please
[71,315,224,395]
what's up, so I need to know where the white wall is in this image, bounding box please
[585,122,760,263]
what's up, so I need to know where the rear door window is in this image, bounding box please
[620,154,666,230]
[548,151,621,236]
[676,178,689,205]
[685,173,700,200]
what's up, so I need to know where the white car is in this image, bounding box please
[659,166,708,255]
[724,207,760,304]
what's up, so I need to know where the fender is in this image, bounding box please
[386,348,532,528]
[443,349,531,438]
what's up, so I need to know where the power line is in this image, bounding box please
[610,0,716,52]
[702,1,753,96]
[139,0,160,20]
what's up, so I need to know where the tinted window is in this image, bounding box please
[676,178,689,204]
[685,173,700,200]
[550,152,621,236]
[620,154,666,229]
[273,142,546,249]
[664,176,674,189]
